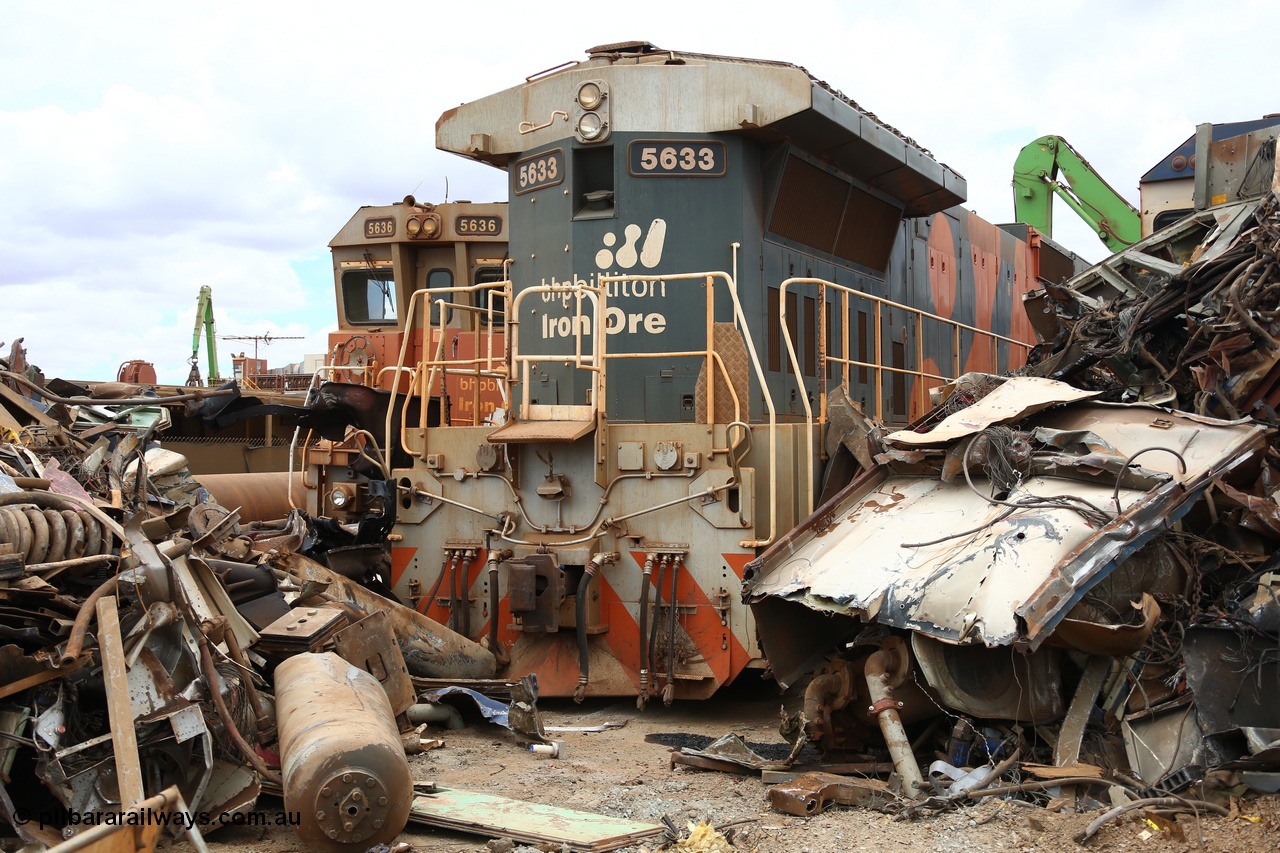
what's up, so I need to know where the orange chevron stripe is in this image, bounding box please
[621,551,753,685]
[721,552,754,581]
[596,572,641,688]
[390,545,418,587]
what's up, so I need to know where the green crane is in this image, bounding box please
[1012,135,1142,253]
[185,285,222,387]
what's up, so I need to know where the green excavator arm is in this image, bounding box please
[1013,135,1141,252]
[185,285,221,387]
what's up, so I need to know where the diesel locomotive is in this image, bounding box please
[310,42,1084,702]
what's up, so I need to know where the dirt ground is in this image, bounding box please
[189,681,1280,853]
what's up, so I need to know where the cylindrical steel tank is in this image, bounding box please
[275,652,412,852]
[197,471,307,523]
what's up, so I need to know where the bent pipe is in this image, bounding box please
[406,702,466,730]
[445,550,460,630]
[647,555,670,702]
[448,550,460,633]
[424,554,453,615]
[198,621,281,785]
[636,554,655,710]
[485,549,512,658]
[802,672,846,739]
[865,647,924,798]
[62,573,122,666]
[664,556,682,706]
[222,625,274,739]
[458,550,475,639]
[573,553,616,703]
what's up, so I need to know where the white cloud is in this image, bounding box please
[1,0,1278,384]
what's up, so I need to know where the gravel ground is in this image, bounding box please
[186,682,1280,853]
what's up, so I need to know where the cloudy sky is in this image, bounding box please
[2,1,1276,384]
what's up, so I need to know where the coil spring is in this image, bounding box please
[0,506,113,564]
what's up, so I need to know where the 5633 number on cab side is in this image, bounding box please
[514,149,563,195]
[628,141,726,177]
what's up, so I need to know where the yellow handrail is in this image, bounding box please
[779,277,1033,516]
[384,279,512,459]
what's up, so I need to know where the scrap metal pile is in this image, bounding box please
[1025,192,1280,417]
[5,188,1280,845]
[0,346,633,852]
[741,192,1280,823]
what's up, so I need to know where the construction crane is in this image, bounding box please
[185,285,221,387]
[1013,135,1142,252]
[220,331,304,362]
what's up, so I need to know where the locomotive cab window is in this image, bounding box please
[342,269,396,325]
[474,266,506,326]
[427,268,454,324]
[573,146,615,219]
[1153,208,1194,233]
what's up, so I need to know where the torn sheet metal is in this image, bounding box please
[671,733,796,773]
[1123,699,1201,785]
[1181,627,1280,735]
[332,609,416,716]
[1025,195,1280,417]
[768,771,895,816]
[1050,593,1162,656]
[746,398,1269,685]
[887,377,1098,446]
[421,674,547,742]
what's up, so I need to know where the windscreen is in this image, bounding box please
[342,270,396,324]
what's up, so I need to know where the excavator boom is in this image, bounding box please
[185,285,221,387]
[1013,135,1142,252]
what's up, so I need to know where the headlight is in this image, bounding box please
[406,214,441,239]
[577,81,604,111]
[330,485,354,509]
[578,111,604,141]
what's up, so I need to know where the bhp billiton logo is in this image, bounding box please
[595,219,667,270]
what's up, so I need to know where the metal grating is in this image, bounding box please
[768,156,847,253]
[833,185,901,272]
[767,287,782,373]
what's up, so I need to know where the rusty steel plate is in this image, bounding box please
[258,605,349,654]
[332,610,416,716]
